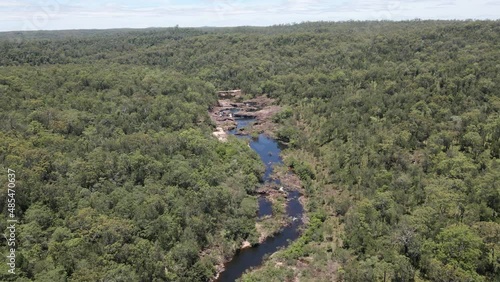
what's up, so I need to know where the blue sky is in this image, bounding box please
[0,0,499,32]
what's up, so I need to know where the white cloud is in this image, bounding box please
[0,0,30,8]
[0,0,499,31]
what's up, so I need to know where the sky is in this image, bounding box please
[0,0,499,32]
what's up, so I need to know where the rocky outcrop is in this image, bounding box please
[209,94,282,141]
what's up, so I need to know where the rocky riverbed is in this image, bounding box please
[210,95,281,141]
[209,92,306,282]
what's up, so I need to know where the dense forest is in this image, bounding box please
[0,65,265,281]
[0,20,499,281]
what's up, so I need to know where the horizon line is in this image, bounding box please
[1,18,499,34]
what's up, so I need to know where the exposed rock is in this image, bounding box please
[210,94,282,141]
[234,112,258,118]
[217,89,242,99]
[212,127,227,142]
[241,240,252,249]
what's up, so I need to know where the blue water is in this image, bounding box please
[257,197,273,218]
[216,116,304,282]
[249,135,283,181]
[228,117,285,181]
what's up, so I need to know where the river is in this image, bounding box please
[215,116,304,282]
